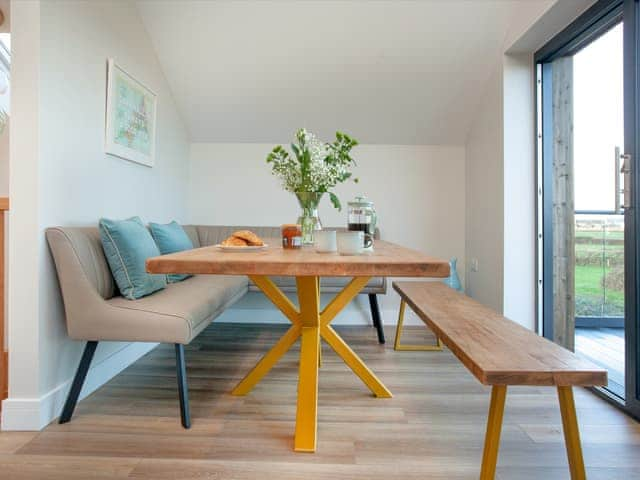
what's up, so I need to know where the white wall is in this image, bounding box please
[6,0,41,425]
[3,0,190,430]
[189,143,466,325]
[503,53,536,330]
[464,54,542,329]
[464,63,504,313]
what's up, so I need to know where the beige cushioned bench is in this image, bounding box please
[47,227,248,344]
[46,224,387,430]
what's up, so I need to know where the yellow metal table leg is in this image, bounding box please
[250,275,300,323]
[393,299,443,351]
[236,274,392,452]
[558,386,586,480]
[321,324,392,398]
[295,325,320,452]
[480,385,507,480]
[321,277,372,325]
[317,277,322,368]
[232,323,301,395]
[231,276,302,396]
[294,276,321,452]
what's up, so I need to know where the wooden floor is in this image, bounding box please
[575,327,625,397]
[1,323,640,479]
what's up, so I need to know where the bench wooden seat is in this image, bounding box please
[393,281,607,480]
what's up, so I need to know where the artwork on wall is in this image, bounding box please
[105,58,157,167]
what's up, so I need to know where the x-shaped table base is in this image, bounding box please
[231,275,393,452]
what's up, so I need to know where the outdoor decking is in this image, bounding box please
[575,327,625,398]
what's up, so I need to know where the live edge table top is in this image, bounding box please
[146,239,451,278]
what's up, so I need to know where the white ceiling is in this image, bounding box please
[137,0,551,145]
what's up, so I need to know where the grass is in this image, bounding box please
[576,230,624,241]
[575,263,624,316]
[575,224,624,317]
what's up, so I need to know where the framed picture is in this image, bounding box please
[105,58,157,167]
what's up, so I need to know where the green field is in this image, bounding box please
[575,225,624,317]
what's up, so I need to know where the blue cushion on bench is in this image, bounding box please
[149,221,194,283]
[99,217,166,299]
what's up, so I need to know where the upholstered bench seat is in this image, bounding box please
[46,227,249,345]
[46,223,389,430]
[107,275,248,344]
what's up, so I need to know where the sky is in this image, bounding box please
[573,23,624,212]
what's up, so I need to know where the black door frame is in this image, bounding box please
[535,0,640,419]
[623,0,640,418]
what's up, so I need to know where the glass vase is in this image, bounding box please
[443,257,463,292]
[295,192,323,245]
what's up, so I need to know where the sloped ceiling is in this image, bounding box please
[137,0,551,144]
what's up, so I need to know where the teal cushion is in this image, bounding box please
[149,221,194,283]
[99,217,166,299]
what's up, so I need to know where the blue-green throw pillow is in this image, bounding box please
[99,217,166,300]
[149,221,194,283]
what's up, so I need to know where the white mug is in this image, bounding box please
[315,230,337,253]
[337,231,364,255]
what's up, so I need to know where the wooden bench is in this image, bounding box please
[392,281,608,480]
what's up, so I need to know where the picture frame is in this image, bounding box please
[105,58,157,167]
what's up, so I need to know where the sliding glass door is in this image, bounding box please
[536,0,640,418]
[622,0,640,416]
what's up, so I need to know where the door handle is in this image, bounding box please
[620,152,632,210]
[616,147,622,213]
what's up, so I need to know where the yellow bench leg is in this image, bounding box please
[393,299,443,351]
[558,386,586,480]
[480,385,507,480]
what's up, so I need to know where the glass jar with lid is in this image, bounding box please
[347,196,377,250]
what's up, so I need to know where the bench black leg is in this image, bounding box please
[368,294,385,344]
[175,344,191,429]
[59,340,98,424]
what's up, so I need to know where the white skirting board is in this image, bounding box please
[1,342,157,431]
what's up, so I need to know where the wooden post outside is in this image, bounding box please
[551,56,576,351]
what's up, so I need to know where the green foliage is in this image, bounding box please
[266,129,359,210]
[575,231,625,317]
[329,192,341,210]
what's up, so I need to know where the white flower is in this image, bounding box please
[266,129,358,205]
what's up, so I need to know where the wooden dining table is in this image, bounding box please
[147,239,449,452]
